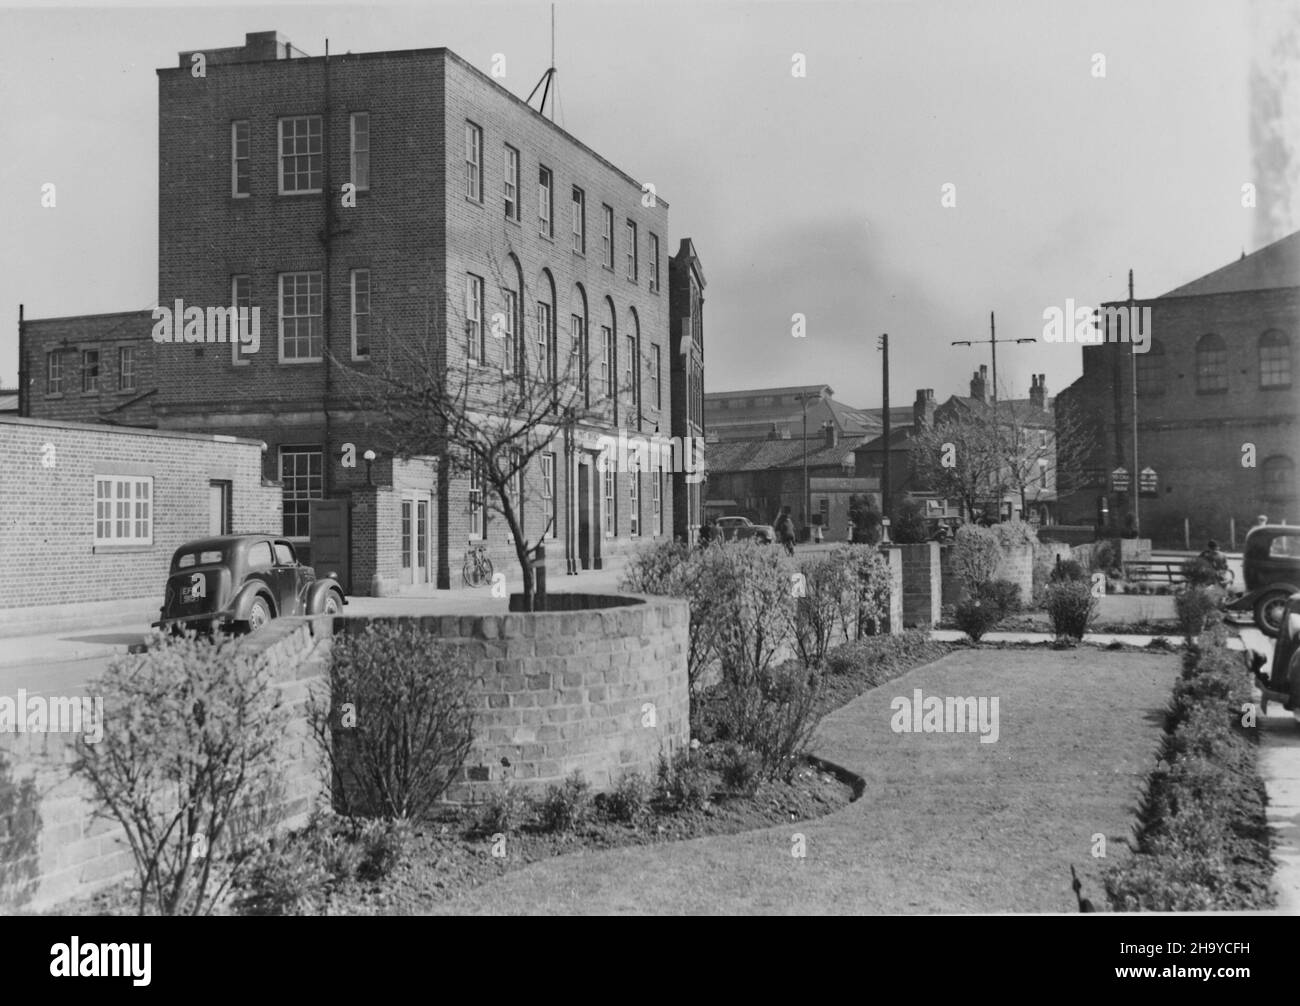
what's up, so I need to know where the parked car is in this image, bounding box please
[1225,524,1300,637]
[1252,592,1300,724]
[714,515,776,544]
[155,534,346,634]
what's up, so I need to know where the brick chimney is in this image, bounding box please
[823,421,838,449]
[1029,373,1047,409]
[970,365,988,403]
[913,388,936,430]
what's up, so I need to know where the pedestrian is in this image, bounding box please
[1199,538,1229,579]
[775,505,796,556]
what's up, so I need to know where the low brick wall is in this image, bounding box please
[0,618,328,912]
[893,542,940,628]
[993,544,1034,601]
[331,594,691,803]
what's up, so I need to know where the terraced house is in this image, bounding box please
[20,30,706,593]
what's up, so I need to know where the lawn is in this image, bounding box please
[428,647,1179,914]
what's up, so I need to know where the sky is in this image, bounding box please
[1,0,1295,409]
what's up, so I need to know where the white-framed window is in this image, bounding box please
[601,324,614,397]
[468,458,485,539]
[465,121,483,201]
[650,343,661,409]
[506,450,522,523]
[538,165,553,237]
[541,452,557,539]
[279,447,322,538]
[571,186,585,253]
[536,300,554,383]
[46,350,63,394]
[279,272,324,361]
[278,115,322,194]
[653,463,663,536]
[502,287,518,374]
[601,204,614,267]
[503,144,519,220]
[118,346,135,391]
[649,232,660,292]
[94,476,153,546]
[231,274,253,365]
[629,460,641,537]
[625,333,637,407]
[351,269,371,359]
[466,273,484,362]
[231,120,250,197]
[350,112,370,191]
[603,464,616,537]
[570,313,585,388]
[81,349,100,393]
[625,220,638,281]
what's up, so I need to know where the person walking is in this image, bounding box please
[775,505,796,556]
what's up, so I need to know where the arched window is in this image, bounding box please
[1262,455,1296,504]
[535,269,556,385]
[600,298,616,402]
[501,254,523,375]
[1135,339,1165,396]
[625,307,640,412]
[1195,333,1228,393]
[1260,330,1291,388]
[570,284,588,397]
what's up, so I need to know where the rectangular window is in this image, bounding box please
[351,269,371,359]
[629,462,640,537]
[469,459,484,539]
[503,288,518,374]
[571,186,585,253]
[231,274,253,365]
[81,350,100,393]
[278,115,322,194]
[570,313,586,388]
[536,301,554,383]
[603,465,616,537]
[94,476,153,546]
[538,166,553,237]
[118,346,135,392]
[601,324,614,396]
[465,121,482,201]
[46,350,63,394]
[503,144,519,220]
[650,343,661,409]
[279,272,324,361]
[279,447,323,538]
[350,112,370,191]
[649,232,660,292]
[231,120,250,197]
[466,273,484,362]
[653,464,663,535]
[542,452,557,539]
[601,204,614,268]
[625,220,638,281]
[625,334,637,407]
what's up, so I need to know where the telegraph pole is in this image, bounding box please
[1129,268,1140,536]
[879,334,890,521]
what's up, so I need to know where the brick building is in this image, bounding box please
[19,30,706,593]
[669,239,706,543]
[0,416,280,632]
[1056,232,1300,547]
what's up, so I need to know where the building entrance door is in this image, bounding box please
[400,494,432,586]
[577,458,592,570]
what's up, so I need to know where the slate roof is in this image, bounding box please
[1159,230,1300,299]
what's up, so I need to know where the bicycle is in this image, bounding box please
[463,543,494,587]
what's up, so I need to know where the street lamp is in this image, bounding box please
[797,389,826,542]
[363,449,377,486]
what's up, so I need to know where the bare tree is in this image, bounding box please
[909,408,1007,520]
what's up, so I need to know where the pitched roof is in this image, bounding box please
[1159,230,1300,299]
[706,437,857,473]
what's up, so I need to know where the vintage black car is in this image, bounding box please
[1254,592,1300,724]
[1225,524,1300,637]
[155,534,345,633]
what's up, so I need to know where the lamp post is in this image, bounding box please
[797,389,825,541]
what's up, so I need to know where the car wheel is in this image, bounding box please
[1253,589,1291,638]
[241,596,272,633]
[322,590,343,616]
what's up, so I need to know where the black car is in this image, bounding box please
[155,534,345,633]
[1225,524,1300,637]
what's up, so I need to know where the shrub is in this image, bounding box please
[540,771,592,833]
[716,664,823,781]
[718,744,762,795]
[1043,581,1097,642]
[233,837,331,916]
[950,524,1002,595]
[355,819,410,880]
[793,546,890,666]
[598,772,650,824]
[835,545,893,640]
[620,539,692,595]
[1049,558,1086,583]
[954,598,1001,642]
[1180,557,1221,588]
[991,519,1038,549]
[73,632,290,916]
[891,498,930,544]
[654,750,711,812]
[309,622,480,821]
[478,784,531,836]
[701,541,796,689]
[976,579,1021,619]
[1174,585,1224,645]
